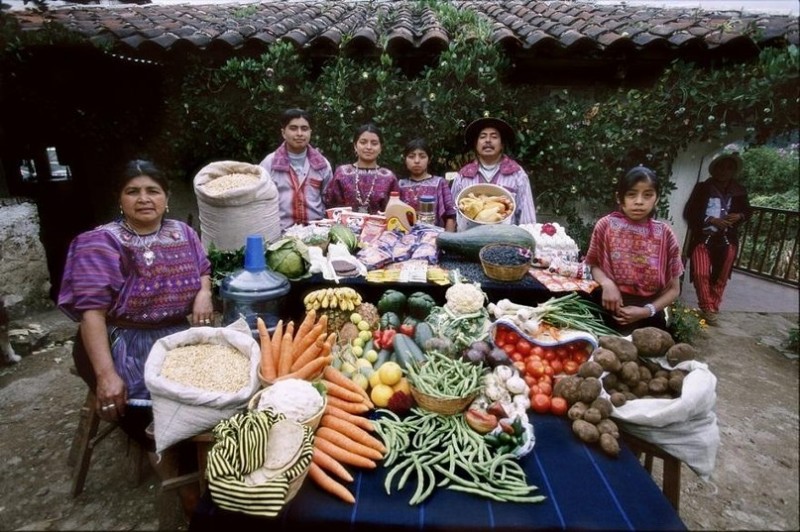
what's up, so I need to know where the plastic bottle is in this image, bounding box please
[384,191,416,232]
[219,234,291,337]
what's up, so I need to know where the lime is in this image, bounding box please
[355,358,373,371]
[351,346,364,357]
[364,349,378,363]
[350,313,362,325]
[352,373,369,391]
[358,330,372,342]
[352,337,365,349]
[357,320,371,331]
[340,362,356,377]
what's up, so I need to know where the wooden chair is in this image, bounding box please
[68,368,146,497]
[622,431,683,511]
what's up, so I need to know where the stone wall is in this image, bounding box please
[0,199,52,317]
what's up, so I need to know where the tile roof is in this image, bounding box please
[9,0,799,62]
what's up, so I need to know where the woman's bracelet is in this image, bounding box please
[644,303,657,317]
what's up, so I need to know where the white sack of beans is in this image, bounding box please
[145,320,261,455]
[194,160,281,252]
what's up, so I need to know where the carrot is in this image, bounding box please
[320,414,386,454]
[314,437,376,470]
[312,446,353,483]
[293,308,317,350]
[323,366,372,404]
[322,379,367,405]
[280,355,332,382]
[308,462,355,504]
[292,320,326,363]
[256,317,276,382]
[325,395,371,415]
[316,426,383,461]
[290,331,326,373]
[277,321,295,376]
[324,404,375,432]
[270,319,284,377]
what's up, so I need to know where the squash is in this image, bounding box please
[436,225,535,260]
[393,333,426,369]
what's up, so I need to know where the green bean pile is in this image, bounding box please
[373,408,545,505]
[405,351,484,399]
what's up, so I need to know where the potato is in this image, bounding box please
[568,401,590,421]
[583,407,603,424]
[609,391,627,407]
[654,369,670,380]
[666,343,698,366]
[620,361,640,385]
[554,375,582,405]
[597,418,619,438]
[598,335,639,362]
[631,381,650,397]
[623,391,637,401]
[578,360,604,379]
[668,373,685,395]
[602,372,619,393]
[590,397,614,419]
[631,327,675,358]
[616,382,630,393]
[578,377,602,404]
[592,347,622,373]
[648,376,670,395]
[638,365,653,382]
[572,419,600,443]
[599,433,620,457]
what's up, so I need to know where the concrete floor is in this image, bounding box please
[680,268,799,314]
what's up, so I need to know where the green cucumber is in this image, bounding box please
[436,224,535,260]
[393,333,426,367]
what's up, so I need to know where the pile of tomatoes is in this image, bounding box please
[493,324,594,417]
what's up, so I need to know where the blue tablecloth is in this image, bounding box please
[190,414,686,531]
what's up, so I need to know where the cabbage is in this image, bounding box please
[267,237,311,280]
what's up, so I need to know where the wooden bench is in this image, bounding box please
[622,431,683,512]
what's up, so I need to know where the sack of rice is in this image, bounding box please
[194,160,281,251]
[144,323,261,454]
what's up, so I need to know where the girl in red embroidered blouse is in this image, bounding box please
[325,123,399,214]
[584,166,684,333]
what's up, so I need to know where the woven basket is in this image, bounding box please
[410,385,477,416]
[479,244,532,282]
[248,388,326,430]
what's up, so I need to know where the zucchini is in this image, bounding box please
[414,322,435,349]
[436,224,535,260]
[375,349,394,369]
[393,333,426,368]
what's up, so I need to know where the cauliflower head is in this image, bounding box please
[444,282,487,315]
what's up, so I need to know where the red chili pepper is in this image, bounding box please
[373,330,383,349]
[399,324,415,336]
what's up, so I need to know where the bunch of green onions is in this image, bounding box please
[487,293,619,338]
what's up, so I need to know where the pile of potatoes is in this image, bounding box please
[553,327,698,458]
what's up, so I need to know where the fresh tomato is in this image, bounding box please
[544,349,557,362]
[550,359,563,375]
[531,345,545,358]
[563,360,579,375]
[555,347,569,359]
[543,365,554,377]
[530,384,541,395]
[538,381,552,396]
[510,352,523,362]
[513,360,526,374]
[531,393,552,414]
[515,339,532,356]
[503,344,516,356]
[526,359,545,378]
[506,330,520,345]
[538,374,553,386]
[524,374,537,388]
[550,396,568,416]
[572,352,588,365]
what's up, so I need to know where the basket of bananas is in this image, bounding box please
[456,184,515,231]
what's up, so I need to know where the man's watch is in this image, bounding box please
[644,303,657,317]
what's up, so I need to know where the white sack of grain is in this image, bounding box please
[194,160,281,251]
[144,319,260,455]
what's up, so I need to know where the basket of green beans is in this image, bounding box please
[406,351,484,416]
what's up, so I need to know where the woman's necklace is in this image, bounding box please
[122,220,157,266]
[354,166,378,212]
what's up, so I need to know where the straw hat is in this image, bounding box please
[708,151,743,177]
[464,117,515,148]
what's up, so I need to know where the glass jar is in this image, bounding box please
[417,195,436,225]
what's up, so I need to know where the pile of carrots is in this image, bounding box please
[255,310,385,504]
[309,365,385,504]
[256,310,336,383]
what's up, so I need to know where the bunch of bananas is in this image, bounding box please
[303,287,363,311]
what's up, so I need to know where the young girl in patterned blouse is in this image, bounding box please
[398,138,456,231]
[325,123,399,214]
[585,166,684,334]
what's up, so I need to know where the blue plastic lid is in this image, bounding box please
[419,195,435,203]
[244,234,266,272]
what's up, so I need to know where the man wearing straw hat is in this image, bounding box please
[683,149,752,325]
[451,117,537,227]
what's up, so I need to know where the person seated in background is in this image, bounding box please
[398,138,456,231]
[324,123,399,214]
[58,158,213,516]
[585,166,684,334]
[259,108,333,230]
[450,117,536,227]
